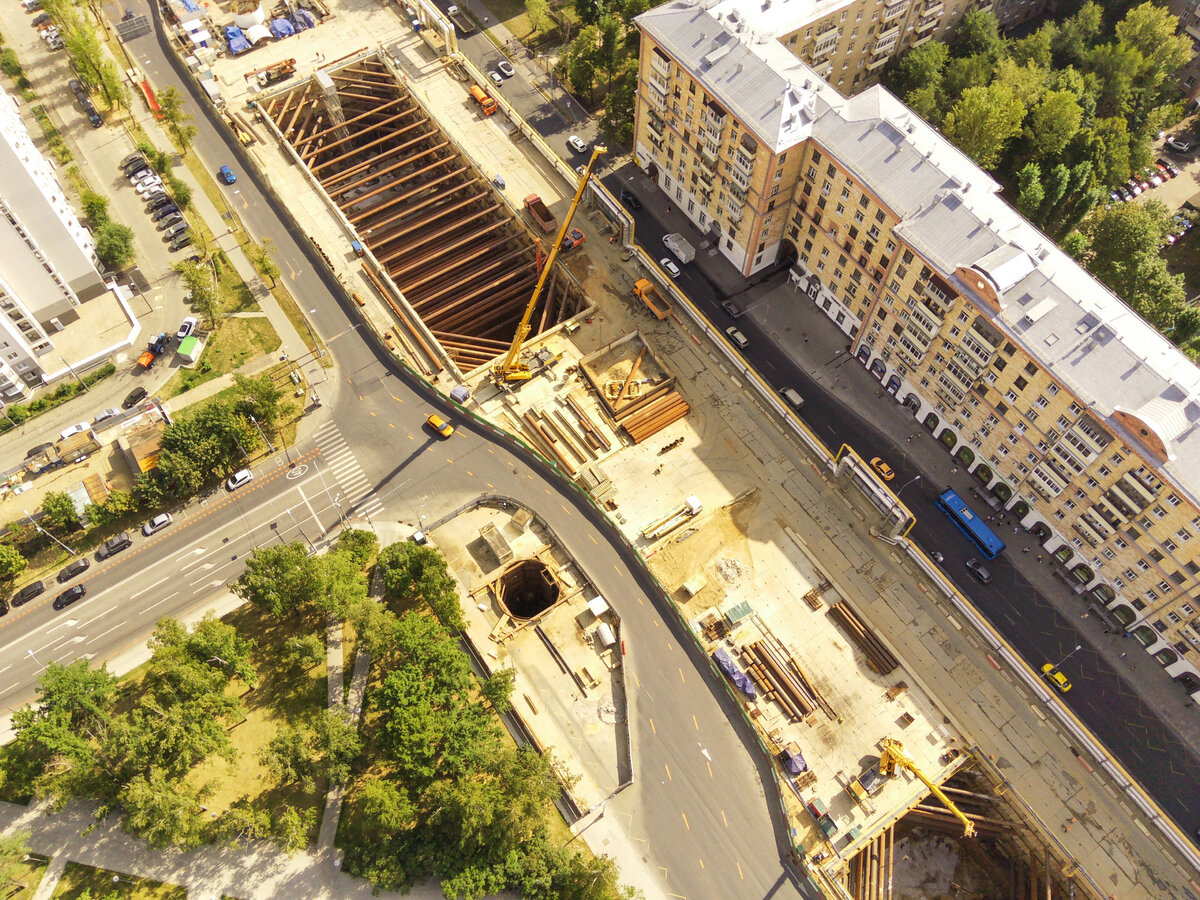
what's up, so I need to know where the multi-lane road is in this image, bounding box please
[0,5,818,898]
[604,166,1200,839]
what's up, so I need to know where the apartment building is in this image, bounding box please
[657,0,1045,100]
[0,88,108,401]
[1168,0,1200,99]
[635,1,1200,693]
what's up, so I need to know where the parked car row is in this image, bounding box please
[69,77,102,128]
[122,154,194,252]
[1110,159,1181,205]
[30,10,62,49]
[1166,213,1194,246]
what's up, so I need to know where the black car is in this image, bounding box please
[119,152,145,169]
[620,190,642,211]
[84,105,102,128]
[31,12,51,26]
[152,205,179,222]
[122,386,148,409]
[25,442,53,458]
[10,580,45,607]
[125,162,151,178]
[147,196,174,212]
[56,558,89,583]
[95,532,132,560]
[68,77,85,97]
[53,584,86,611]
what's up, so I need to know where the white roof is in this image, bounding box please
[639,0,1200,505]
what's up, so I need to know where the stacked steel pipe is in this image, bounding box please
[828,602,899,675]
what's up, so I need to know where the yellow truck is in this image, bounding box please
[633,278,671,320]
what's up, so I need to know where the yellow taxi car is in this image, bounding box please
[426,413,454,438]
[1040,663,1072,693]
[870,457,895,481]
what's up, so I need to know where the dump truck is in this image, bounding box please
[662,232,695,264]
[633,278,671,320]
[469,84,497,116]
[641,496,702,541]
[524,194,556,233]
[446,4,476,33]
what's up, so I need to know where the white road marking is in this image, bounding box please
[88,621,127,644]
[129,576,169,601]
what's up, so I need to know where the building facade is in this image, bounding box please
[0,88,107,401]
[635,1,1200,692]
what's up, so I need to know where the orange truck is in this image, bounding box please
[524,194,556,233]
[633,278,671,320]
[469,84,497,116]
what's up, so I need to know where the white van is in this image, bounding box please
[781,388,804,410]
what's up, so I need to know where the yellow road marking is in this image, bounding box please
[678,668,685,684]
[736,861,744,880]
[693,714,699,730]
[681,811,690,831]
[706,760,713,779]
[721,809,728,827]
[649,717,656,734]
[664,763,672,781]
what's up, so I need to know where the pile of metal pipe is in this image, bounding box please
[828,602,899,675]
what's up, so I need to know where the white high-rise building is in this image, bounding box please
[0,87,108,401]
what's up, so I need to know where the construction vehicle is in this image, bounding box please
[662,232,695,263]
[446,4,476,33]
[633,278,671,320]
[257,58,296,87]
[560,227,585,250]
[641,496,702,541]
[494,145,606,383]
[469,84,497,116]
[878,738,976,838]
[524,194,556,233]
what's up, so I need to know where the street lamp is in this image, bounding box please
[248,413,274,453]
[1052,644,1082,670]
[26,648,42,668]
[285,507,316,553]
[23,510,77,556]
[895,474,921,498]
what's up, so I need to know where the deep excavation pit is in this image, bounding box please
[497,558,560,620]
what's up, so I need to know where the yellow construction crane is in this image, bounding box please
[878,737,976,838]
[493,144,606,384]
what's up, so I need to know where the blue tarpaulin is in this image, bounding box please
[180,0,200,10]
[269,17,294,37]
[292,7,316,28]
[712,648,756,699]
[224,25,250,54]
[781,746,807,775]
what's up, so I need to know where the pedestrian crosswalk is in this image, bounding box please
[312,421,384,521]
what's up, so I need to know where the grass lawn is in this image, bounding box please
[51,862,186,899]
[473,0,577,51]
[159,316,281,398]
[185,603,328,839]
[0,844,46,887]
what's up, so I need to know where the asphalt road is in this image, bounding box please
[607,167,1200,838]
[0,6,822,898]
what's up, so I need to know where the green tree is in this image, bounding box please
[311,709,362,785]
[883,40,948,102]
[1083,200,1184,323]
[559,25,602,104]
[377,542,463,629]
[94,222,136,269]
[235,542,325,616]
[85,489,136,528]
[120,767,210,849]
[951,9,1003,60]
[1061,231,1089,259]
[480,668,515,715]
[524,0,551,34]
[80,189,109,226]
[283,633,325,670]
[40,491,79,532]
[254,238,282,289]
[1027,90,1082,160]
[174,258,219,327]
[150,613,258,689]
[335,528,379,567]
[574,0,603,27]
[273,804,315,853]
[1017,165,1046,221]
[259,726,319,788]
[1052,1,1103,67]
[233,372,286,430]
[599,59,638,147]
[1115,2,1192,95]
[941,53,996,100]
[1087,41,1140,118]
[0,544,28,582]
[219,798,273,846]
[167,175,192,208]
[157,87,198,155]
[942,84,1028,170]
[318,550,369,618]
[1010,24,1055,69]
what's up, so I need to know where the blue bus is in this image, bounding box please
[935,489,1006,559]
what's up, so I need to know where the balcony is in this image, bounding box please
[867,53,890,71]
[1073,519,1102,548]
[811,27,840,58]
[923,0,943,15]
[874,25,899,53]
[648,72,669,97]
[1106,482,1147,515]
[698,147,718,173]
[646,115,665,138]
[1081,510,1113,539]
[702,103,726,131]
[1118,473,1157,506]
[728,181,748,203]
[882,0,909,21]
[813,60,834,80]
[650,51,671,79]
[914,15,938,32]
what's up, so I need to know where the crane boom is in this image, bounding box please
[879,738,976,838]
[494,145,606,383]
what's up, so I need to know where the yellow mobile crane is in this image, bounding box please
[493,145,606,384]
[879,737,976,838]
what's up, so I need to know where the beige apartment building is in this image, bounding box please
[662,0,1045,99]
[634,1,1200,694]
